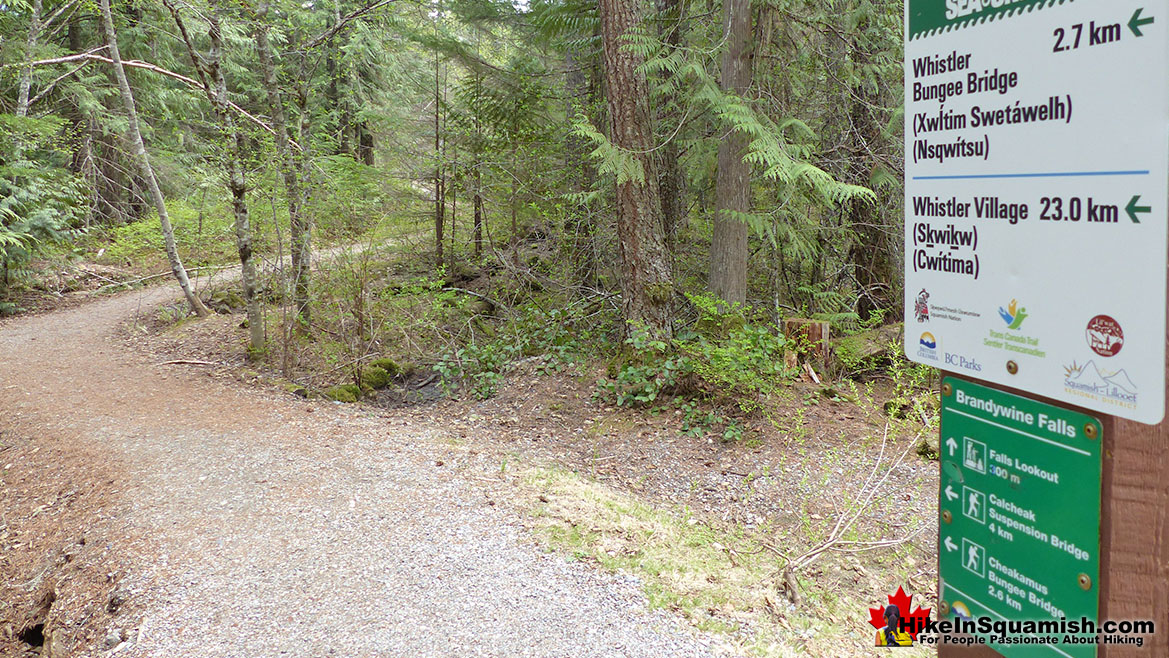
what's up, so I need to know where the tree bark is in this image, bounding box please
[16,0,44,118]
[205,9,264,355]
[98,0,209,317]
[655,0,687,251]
[599,0,674,339]
[433,42,445,270]
[254,2,311,325]
[709,0,753,306]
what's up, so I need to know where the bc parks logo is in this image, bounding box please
[918,332,940,361]
[1064,360,1137,407]
[945,352,982,372]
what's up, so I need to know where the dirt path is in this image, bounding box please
[0,284,723,657]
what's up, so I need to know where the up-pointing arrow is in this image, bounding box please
[946,437,958,456]
[1129,8,1155,37]
[1127,195,1152,223]
[944,536,958,552]
[945,485,959,502]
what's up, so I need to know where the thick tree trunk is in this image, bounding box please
[98,0,210,317]
[599,0,674,340]
[709,0,753,306]
[254,3,311,325]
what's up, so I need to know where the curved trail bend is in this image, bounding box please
[0,284,720,657]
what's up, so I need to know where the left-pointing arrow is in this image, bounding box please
[944,536,958,552]
[1130,7,1155,37]
[1127,195,1152,223]
[945,485,959,502]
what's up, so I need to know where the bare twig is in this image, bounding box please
[158,359,218,366]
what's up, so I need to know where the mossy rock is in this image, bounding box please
[369,358,402,376]
[361,366,392,390]
[208,289,245,314]
[369,358,417,379]
[324,383,362,403]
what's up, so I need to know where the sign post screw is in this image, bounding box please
[1006,361,1019,375]
[1085,424,1099,440]
[1078,574,1093,591]
[942,382,953,397]
[939,600,951,616]
[942,510,953,524]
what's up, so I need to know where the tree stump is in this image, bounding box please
[783,319,831,376]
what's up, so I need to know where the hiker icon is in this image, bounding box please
[962,539,986,578]
[962,486,986,525]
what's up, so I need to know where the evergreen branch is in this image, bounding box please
[303,0,399,51]
[18,52,295,148]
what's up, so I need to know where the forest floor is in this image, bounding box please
[0,280,940,657]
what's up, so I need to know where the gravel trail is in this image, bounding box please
[0,285,722,657]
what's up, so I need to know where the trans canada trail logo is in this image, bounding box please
[997,299,1028,330]
[915,289,931,323]
[868,586,931,647]
[1085,315,1124,357]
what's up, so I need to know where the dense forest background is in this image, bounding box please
[1,0,908,405]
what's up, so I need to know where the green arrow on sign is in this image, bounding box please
[1126,195,1152,223]
[1129,8,1155,37]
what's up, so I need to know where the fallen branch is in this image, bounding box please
[157,359,218,366]
[92,265,228,293]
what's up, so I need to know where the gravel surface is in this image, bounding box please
[0,284,724,658]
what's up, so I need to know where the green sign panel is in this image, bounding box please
[908,0,1051,41]
[939,377,1102,656]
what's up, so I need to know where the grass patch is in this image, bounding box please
[519,467,934,657]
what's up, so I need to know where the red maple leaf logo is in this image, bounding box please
[868,586,932,640]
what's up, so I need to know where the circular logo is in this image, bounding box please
[1086,315,1124,357]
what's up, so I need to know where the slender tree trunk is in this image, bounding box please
[655,0,687,250]
[473,166,483,258]
[599,0,673,340]
[565,46,596,288]
[99,0,209,316]
[16,0,43,118]
[447,165,457,271]
[709,0,753,306]
[844,12,893,322]
[254,3,311,325]
[167,0,263,352]
[434,47,445,270]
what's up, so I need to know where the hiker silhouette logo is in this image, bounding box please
[868,586,931,647]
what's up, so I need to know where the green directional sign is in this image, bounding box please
[939,378,1102,657]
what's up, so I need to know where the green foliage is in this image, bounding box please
[600,326,691,407]
[435,303,595,399]
[96,198,247,268]
[0,115,85,291]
